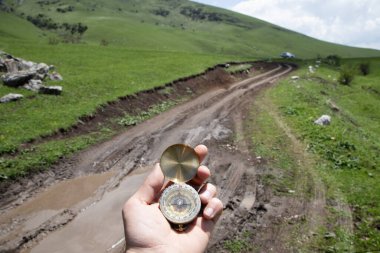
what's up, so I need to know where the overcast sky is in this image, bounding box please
[192,0,380,50]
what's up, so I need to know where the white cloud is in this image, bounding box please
[232,0,380,50]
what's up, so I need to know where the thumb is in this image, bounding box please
[134,163,165,204]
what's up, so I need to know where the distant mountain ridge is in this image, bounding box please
[1,0,379,58]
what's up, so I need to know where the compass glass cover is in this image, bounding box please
[159,184,201,225]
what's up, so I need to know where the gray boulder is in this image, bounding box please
[0,93,23,103]
[39,85,62,95]
[1,70,35,87]
[4,58,20,73]
[24,79,43,91]
[0,57,6,72]
[35,63,50,74]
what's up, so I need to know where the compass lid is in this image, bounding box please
[160,144,200,183]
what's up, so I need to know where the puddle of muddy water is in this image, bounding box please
[29,170,148,253]
[0,171,115,227]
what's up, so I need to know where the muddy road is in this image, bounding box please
[0,63,294,252]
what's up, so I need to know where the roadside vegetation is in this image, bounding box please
[252,58,380,251]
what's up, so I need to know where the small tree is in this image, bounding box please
[338,66,355,85]
[325,55,341,66]
[359,62,370,76]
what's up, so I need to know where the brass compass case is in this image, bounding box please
[159,144,202,231]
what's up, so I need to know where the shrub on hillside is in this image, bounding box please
[57,6,75,13]
[151,8,170,17]
[338,66,355,85]
[359,62,370,76]
[180,6,227,22]
[324,55,341,66]
[48,36,60,45]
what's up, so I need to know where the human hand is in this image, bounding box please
[122,145,223,253]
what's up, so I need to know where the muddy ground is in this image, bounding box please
[0,62,322,253]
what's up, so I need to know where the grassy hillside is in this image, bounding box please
[1,0,379,58]
[1,0,380,178]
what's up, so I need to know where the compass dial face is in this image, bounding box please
[159,184,201,225]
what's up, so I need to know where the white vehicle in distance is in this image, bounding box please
[280,52,295,58]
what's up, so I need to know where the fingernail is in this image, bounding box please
[203,190,211,199]
[204,207,214,218]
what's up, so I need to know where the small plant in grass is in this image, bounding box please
[338,66,355,85]
[359,62,370,76]
[100,39,109,46]
[48,36,60,45]
[118,101,176,126]
[224,231,252,253]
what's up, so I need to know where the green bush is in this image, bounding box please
[325,55,341,66]
[359,62,370,76]
[338,66,355,85]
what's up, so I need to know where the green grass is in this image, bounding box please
[267,58,380,251]
[0,129,113,179]
[224,231,252,253]
[247,100,298,196]
[225,64,252,73]
[0,40,248,154]
[118,100,177,126]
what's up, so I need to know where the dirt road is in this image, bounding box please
[0,63,294,252]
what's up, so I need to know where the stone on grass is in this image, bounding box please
[291,76,300,80]
[49,72,63,81]
[0,58,6,72]
[314,115,331,126]
[24,79,43,91]
[1,71,35,87]
[0,93,23,103]
[39,85,62,95]
[4,59,20,73]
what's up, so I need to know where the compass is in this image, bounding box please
[159,144,201,231]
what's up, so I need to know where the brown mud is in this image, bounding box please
[0,62,303,252]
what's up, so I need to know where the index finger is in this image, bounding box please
[195,144,208,163]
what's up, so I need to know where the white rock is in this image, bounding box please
[24,79,43,91]
[1,70,35,87]
[36,63,50,74]
[0,93,23,103]
[291,76,300,80]
[49,72,63,81]
[39,85,63,95]
[314,115,331,126]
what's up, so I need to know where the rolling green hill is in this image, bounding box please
[1,0,379,58]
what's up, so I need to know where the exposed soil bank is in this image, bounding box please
[0,62,294,252]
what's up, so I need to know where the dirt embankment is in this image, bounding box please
[0,62,297,252]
